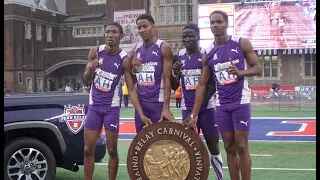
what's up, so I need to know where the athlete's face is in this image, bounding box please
[137,19,155,41]
[209,13,228,36]
[182,28,199,51]
[105,25,124,46]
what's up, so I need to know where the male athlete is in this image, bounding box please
[83,22,151,180]
[130,14,175,132]
[171,24,224,180]
[186,11,262,180]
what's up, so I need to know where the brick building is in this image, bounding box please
[4,0,316,93]
[4,0,149,93]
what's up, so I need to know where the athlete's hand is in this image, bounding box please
[159,108,176,122]
[172,61,182,77]
[183,114,198,134]
[227,58,240,76]
[141,115,153,128]
[132,57,142,73]
[89,52,100,70]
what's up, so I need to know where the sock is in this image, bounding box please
[211,153,223,180]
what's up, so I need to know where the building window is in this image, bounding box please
[173,6,179,22]
[166,6,172,23]
[81,28,86,35]
[46,26,52,42]
[37,78,43,92]
[73,26,104,38]
[304,54,316,77]
[18,71,23,84]
[25,22,32,39]
[158,0,193,24]
[36,24,42,41]
[188,5,193,22]
[181,5,186,22]
[86,0,106,5]
[26,78,33,92]
[257,55,279,78]
[160,7,165,23]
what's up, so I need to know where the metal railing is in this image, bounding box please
[250,91,316,112]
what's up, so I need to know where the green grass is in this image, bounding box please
[119,107,316,118]
[56,141,316,180]
[55,107,316,179]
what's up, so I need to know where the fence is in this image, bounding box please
[168,90,316,112]
[250,90,316,112]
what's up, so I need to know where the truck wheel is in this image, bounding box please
[4,137,56,180]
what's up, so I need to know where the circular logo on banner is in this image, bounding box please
[127,122,209,180]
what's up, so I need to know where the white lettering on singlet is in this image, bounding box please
[181,69,201,90]
[214,59,239,85]
[94,68,117,92]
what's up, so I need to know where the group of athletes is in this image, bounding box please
[83,10,262,180]
[266,1,285,40]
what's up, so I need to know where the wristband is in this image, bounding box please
[190,114,198,120]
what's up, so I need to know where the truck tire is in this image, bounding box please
[4,137,56,180]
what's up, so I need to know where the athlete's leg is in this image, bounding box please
[103,106,121,180]
[199,108,223,180]
[176,98,179,109]
[134,101,151,133]
[84,105,103,180]
[105,131,119,180]
[124,95,129,108]
[232,104,252,180]
[216,105,240,180]
[150,102,166,123]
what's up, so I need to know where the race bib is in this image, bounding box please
[94,69,117,92]
[182,69,201,90]
[215,70,238,85]
[136,65,155,86]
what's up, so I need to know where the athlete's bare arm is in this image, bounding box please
[191,53,211,117]
[161,42,174,109]
[128,47,138,85]
[123,56,152,126]
[159,42,176,122]
[83,47,99,86]
[239,38,262,77]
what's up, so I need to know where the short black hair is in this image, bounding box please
[108,22,123,34]
[136,14,155,24]
[210,10,229,23]
[182,24,200,37]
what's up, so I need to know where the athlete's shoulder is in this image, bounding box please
[98,44,107,52]
[205,43,215,55]
[119,49,128,59]
[199,47,206,54]
[134,42,143,51]
[230,35,242,44]
[178,48,187,56]
[156,39,165,47]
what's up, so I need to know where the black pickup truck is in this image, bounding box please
[4,92,106,180]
